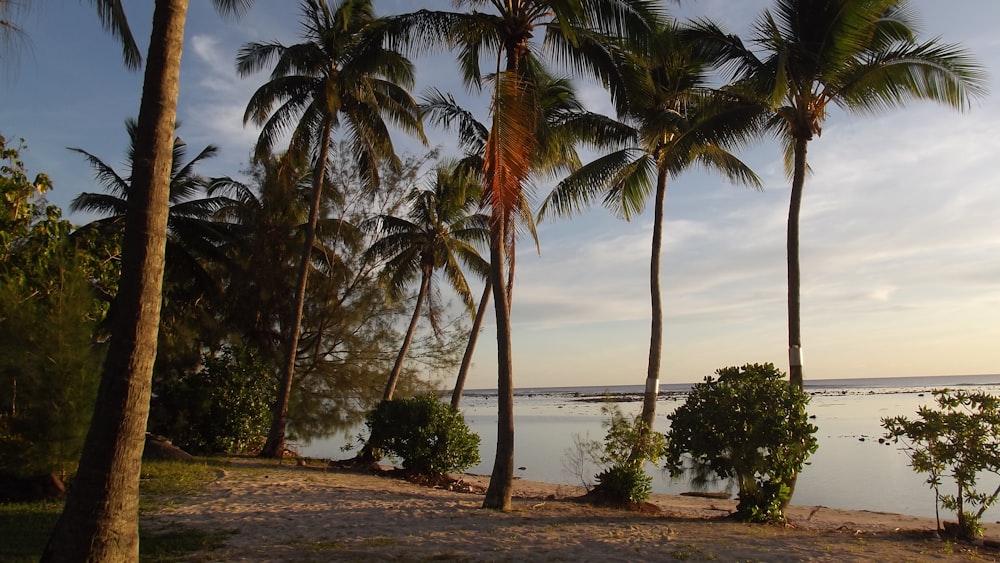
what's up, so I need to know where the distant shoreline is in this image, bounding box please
[463,373,1000,397]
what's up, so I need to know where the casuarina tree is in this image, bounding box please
[237,0,424,458]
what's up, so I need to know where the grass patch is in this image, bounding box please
[0,500,63,562]
[309,539,345,551]
[140,523,234,562]
[139,459,222,510]
[0,502,229,562]
[669,543,717,561]
[362,537,397,547]
[1,459,224,561]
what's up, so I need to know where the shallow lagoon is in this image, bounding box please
[301,374,1000,523]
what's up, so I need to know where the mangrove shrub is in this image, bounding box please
[365,394,480,477]
[664,363,818,522]
[882,389,1000,540]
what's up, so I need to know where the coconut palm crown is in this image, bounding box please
[541,20,764,431]
[365,162,490,401]
[691,0,987,388]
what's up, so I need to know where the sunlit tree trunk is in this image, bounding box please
[787,135,808,391]
[40,1,187,560]
[383,265,432,401]
[781,134,809,510]
[483,222,514,510]
[260,123,332,458]
[451,280,491,409]
[640,166,669,429]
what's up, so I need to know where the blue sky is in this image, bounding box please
[3,1,999,390]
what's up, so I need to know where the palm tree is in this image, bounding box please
[69,117,227,285]
[395,0,656,506]
[42,1,254,560]
[237,0,424,458]
[541,21,763,431]
[693,0,986,389]
[69,118,230,375]
[366,162,489,401]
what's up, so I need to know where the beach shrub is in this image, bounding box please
[882,389,1000,540]
[365,395,480,477]
[580,404,665,505]
[149,345,275,455]
[664,363,818,523]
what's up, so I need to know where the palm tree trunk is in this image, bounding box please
[640,167,669,429]
[41,1,188,560]
[383,267,432,401]
[483,221,514,510]
[787,136,808,390]
[260,124,333,458]
[781,135,809,511]
[452,279,491,408]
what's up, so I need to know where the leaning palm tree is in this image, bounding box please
[693,0,986,389]
[541,21,763,431]
[43,2,254,560]
[394,0,656,505]
[237,0,424,458]
[365,161,489,401]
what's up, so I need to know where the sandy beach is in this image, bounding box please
[143,458,1000,561]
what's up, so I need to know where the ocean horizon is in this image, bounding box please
[462,372,1000,397]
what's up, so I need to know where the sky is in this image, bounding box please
[2,1,999,390]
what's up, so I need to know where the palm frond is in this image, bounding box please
[483,69,537,229]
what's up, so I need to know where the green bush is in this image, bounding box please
[664,363,818,522]
[882,389,1000,540]
[365,395,480,477]
[149,345,275,455]
[573,404,665,505]
[594,464,654,505]
[0,136,107,478]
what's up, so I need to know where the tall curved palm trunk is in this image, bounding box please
[482,56,536,510]
[383,264,433,401]
[260,125,332,458]
[41,1,187,559]
[640,166,669,428]
[483,218,516,510]
[787,136,808,389]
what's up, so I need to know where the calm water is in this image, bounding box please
[300,374,1000,522]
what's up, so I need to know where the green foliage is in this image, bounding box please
[882,390,1000,540]
[594,465,654,506]
[365,395,480,477]
[577,404,665,504]
[138,460,226,510]
[0,134,106,478]
[212,150,464,443]
[0,500,62,562]
[149,345,275,455]
[664,363,818,522]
